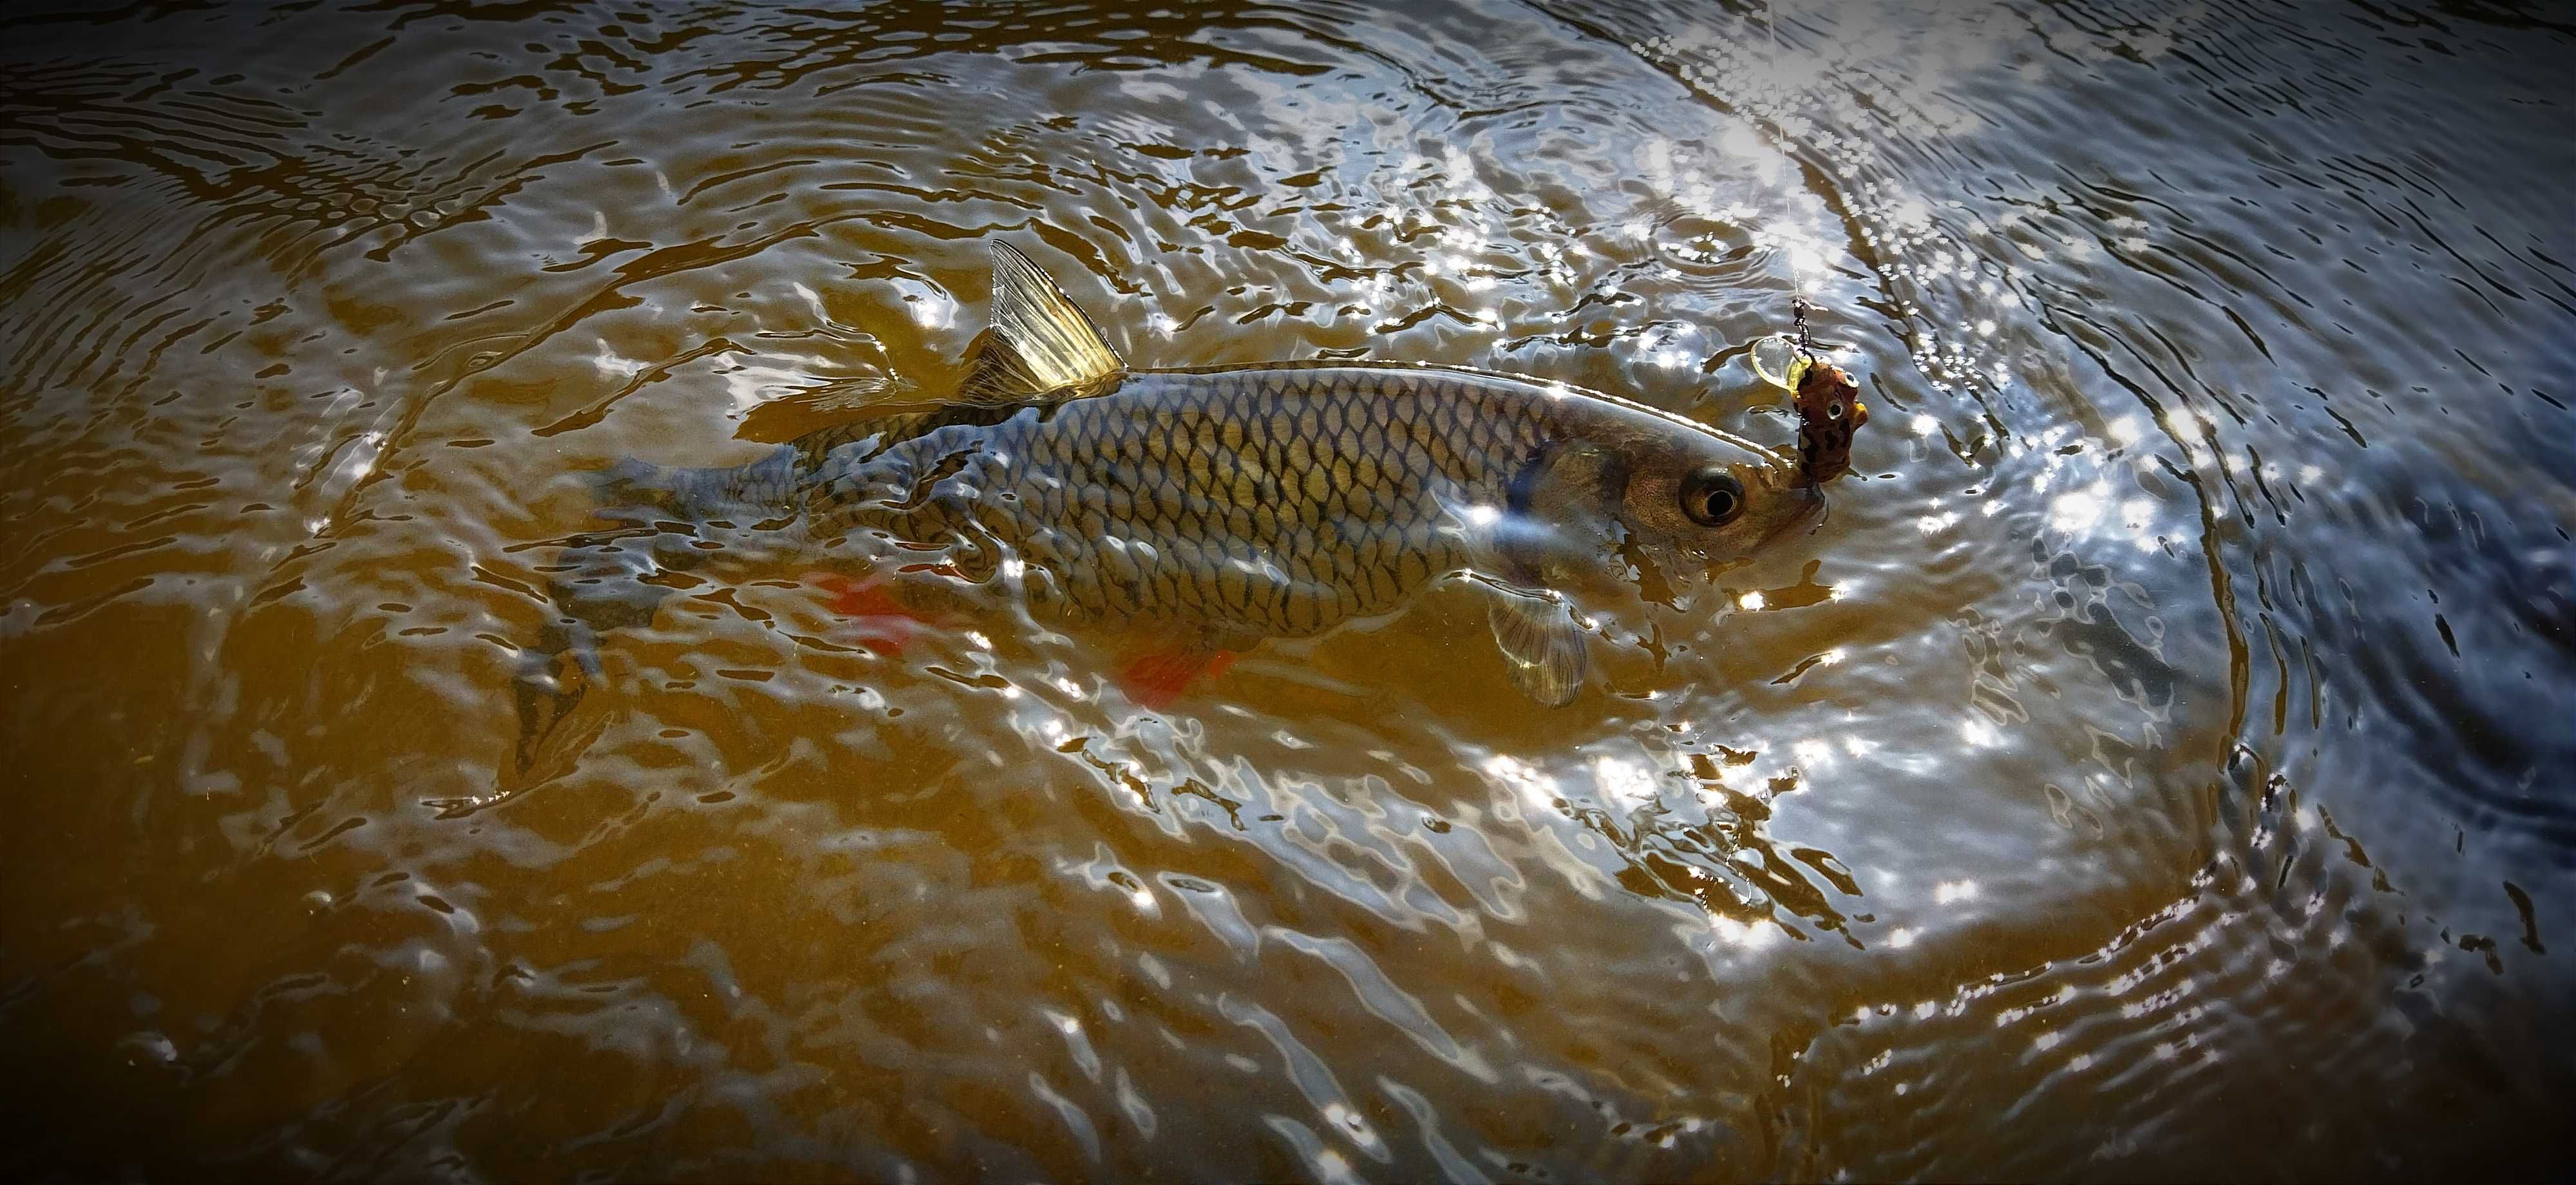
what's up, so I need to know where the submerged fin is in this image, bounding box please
[1486,587,1589,707]
[510,619,596,778]
[1120,647,1239,710]
[955,241,1126,404]
[808,571,938,657]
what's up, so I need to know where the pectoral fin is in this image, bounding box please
[954,241,1127,404]
[1486,586,1589,707]
[1119,647,1240,710]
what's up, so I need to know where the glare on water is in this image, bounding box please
[1,0,2569,1179]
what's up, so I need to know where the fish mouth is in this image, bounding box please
[1761,481,1830,547]
[1692,482,1826,585]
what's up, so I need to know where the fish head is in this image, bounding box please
[1488,388,1829,604]
[1604,419,1825,587]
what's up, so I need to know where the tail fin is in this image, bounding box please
[511,453,753,790]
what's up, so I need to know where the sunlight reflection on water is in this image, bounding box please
[0,0,2568,1179]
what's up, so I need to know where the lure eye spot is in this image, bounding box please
[1681,468,1745,527]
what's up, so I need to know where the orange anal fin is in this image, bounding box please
[806,571,936,657]
[1119,648,1238,710]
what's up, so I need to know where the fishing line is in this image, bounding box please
[1751,0,1821,393]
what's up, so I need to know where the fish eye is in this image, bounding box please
[1826,400,1845,420]
[1681,468,1745,526]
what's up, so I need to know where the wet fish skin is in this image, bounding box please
[813,365,1510,639]
[658,361,1817,647]
[595,242,1839,705]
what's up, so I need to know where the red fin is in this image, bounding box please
[1119,648,1236,709]
[806,571,931,657]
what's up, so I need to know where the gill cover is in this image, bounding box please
[1479,441,1627,706]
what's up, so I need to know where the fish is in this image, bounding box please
[567,242,1850,714]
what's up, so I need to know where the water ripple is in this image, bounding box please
[1,0,2569,1178]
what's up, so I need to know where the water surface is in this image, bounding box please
[3,0,2570,1179]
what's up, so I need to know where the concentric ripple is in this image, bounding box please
[1,0,2568,1179]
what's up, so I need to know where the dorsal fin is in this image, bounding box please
[954,241,1127,404]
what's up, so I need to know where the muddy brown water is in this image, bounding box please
[3,1,2571,1179]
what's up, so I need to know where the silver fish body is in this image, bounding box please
[602,244,1841,705]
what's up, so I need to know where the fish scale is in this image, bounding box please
[774,365,1549,641]
[596,242,1832,706]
